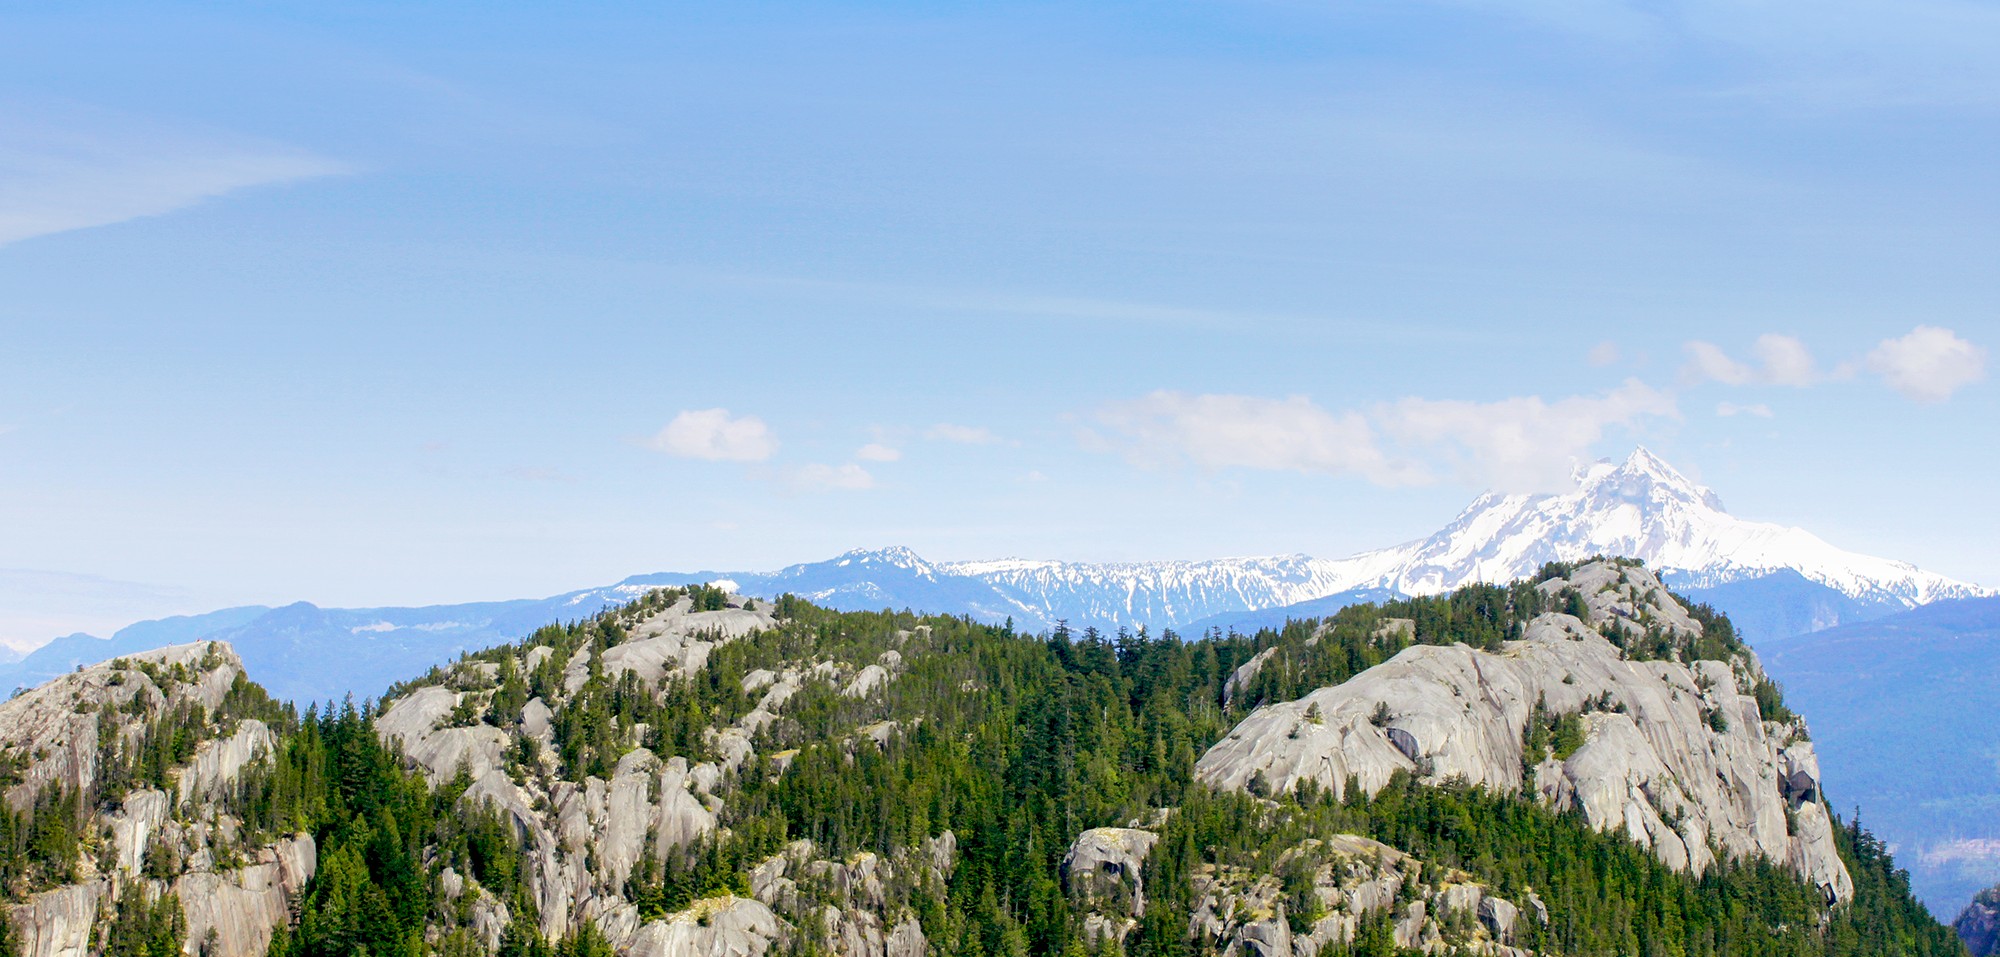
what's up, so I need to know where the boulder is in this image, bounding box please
[1063,827,1158,917]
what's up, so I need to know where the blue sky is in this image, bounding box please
[2,1,1996,647]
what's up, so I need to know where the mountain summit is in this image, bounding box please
[927,447,1987,636]
[4,448,1982,702]
[1321,446,1985,608]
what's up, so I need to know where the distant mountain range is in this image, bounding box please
[1760,596,2000,915]
[3,447,1984,703]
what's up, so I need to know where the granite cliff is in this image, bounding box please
[1196,561,1852,906]
[0,642,314,957]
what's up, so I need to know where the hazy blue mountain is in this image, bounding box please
[622,546,1037,626]
[0,590,639,704]
[4,605,272,689]
[7,451,1984,705]
[1666,568,1906,645]
[0,551,1028,704]
[1760,596,2000,916]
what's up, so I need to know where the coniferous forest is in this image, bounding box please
[0,572,1969,956]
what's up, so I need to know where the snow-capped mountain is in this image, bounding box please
[11,447,1983,702]
[938,555,1359,634]
[1310,447,1986,606]
[928,448,1986,635]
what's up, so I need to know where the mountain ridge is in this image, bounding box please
[3,448,1981,703]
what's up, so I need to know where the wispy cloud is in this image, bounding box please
[1086,391,1416,486]
[646,408,778,462]
[790,462,876,491]
[1684,334,1826,387]
[0,568,199,652]
[1716,402,1775,418]
[0,106,349,247]
[1378,380,1678,493]
[1684,327,1984,403]
[1085,381,1677,493]
[925,423,1005,446]
[855,442,902,462]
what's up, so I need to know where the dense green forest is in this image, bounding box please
[0,565,1968,956]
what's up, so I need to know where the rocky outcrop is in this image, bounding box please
[1196,561,1853,904]
[1958,885,2000,956]
[375,594,815,944]
[1225,649,1278,706]
[1063,827,1158,935]
[745,833,953,957]
[178,719,277,804]
[1189,833,1536,957]
[1061,825,1535,956]
[602,605,775,686]
[0,643,318,957]
[10,883,101,957]
[0,641,240,810]
[175,834,318,957]
[625,897,783,957]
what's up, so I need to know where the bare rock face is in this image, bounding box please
[1224,648,1278,707]
[1957,885,2000,956]
[746,834,955,957]
[175,834,318,957]
[1195,561,1853,904]
[625,896,783,957]
[0,643,318,957]
[178,719,277,804]
[0,641,239,811]
[1062,827,1159,923]
[10,883,101,957]
[601,604,773,686]
[1180,832,1533,957]
[377,595,796,944]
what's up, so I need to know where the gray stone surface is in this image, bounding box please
[1196,561,1854,903]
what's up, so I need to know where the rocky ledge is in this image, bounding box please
[1194,561,1852,905]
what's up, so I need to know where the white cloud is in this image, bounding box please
[925,423,1003,445]
[1089,391,1417,485]
[1684,341,1755,385]
[792,462,876,491]
[1587,341,1621,367]
[1685,334,1824,387]
[646,409,777,462]
[1089,382,1677,493]
[1751,334,1818,386]
[1377,379,1678,493]
[1867,326,1987,402]
[1716,401,1774,418]
[0,109,348,246]
[855,442,902,462]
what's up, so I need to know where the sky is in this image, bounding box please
[1,1,1996,650]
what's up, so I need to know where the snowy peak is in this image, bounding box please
[1346,448,1988,609]
[1574,446,1728,514]
[747,448,1984,636]
[833,545,938,573]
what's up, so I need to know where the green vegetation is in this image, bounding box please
[0,572,1965,957]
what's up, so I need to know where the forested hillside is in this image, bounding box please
[0,569,1966,956]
